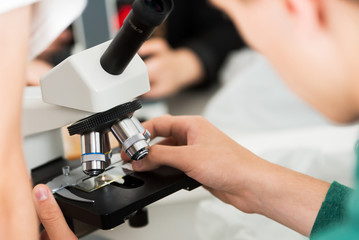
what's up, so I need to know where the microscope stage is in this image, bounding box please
[31,153,200,230]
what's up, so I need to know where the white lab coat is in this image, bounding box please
[0,0,86,59]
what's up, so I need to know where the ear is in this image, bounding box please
[284,0,326,33]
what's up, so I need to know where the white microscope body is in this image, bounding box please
[22,0,175,172]
[22,40,149,170]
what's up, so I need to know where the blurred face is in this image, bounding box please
[210,0,359,123]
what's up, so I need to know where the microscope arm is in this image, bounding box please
[22,86,93,170]
[23,86,92,137]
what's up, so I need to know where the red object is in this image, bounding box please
[113,4,132,31]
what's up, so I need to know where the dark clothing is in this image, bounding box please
[116,0,245,87]
[166,0,245,87]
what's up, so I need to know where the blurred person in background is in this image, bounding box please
[27,0,246,100]
[116,0,246,99]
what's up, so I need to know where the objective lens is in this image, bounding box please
[102,132,112,168]
[81,131,106,176]
[110,117,150,160]
[144,0,164,12]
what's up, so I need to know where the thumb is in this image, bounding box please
[32,184,77,240]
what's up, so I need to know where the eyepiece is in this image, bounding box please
[100,0,174,75]
[132,0,173,26]
[144,0,164,13]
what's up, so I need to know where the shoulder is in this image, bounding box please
[0,0,39,14]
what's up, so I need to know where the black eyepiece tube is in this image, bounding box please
[100,0,174,75]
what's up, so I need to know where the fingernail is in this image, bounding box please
[133,160,143,170]
[35,186,49,202]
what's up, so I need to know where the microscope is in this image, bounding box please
[24,0,199,236]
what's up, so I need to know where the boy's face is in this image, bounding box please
[211,0,359,123]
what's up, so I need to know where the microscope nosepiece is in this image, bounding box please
[67,101,151,176]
